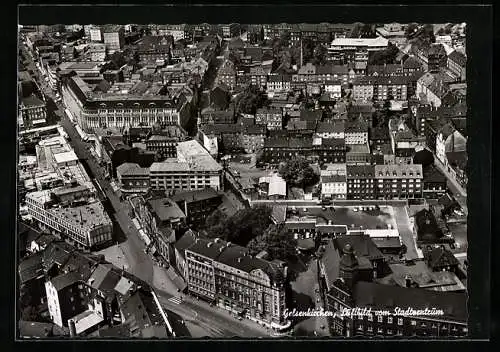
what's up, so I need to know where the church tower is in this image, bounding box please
[338,243,359,289]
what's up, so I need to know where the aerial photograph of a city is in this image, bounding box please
[17,21,468,339]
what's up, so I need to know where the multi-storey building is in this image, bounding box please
[328,37,389,63]
[346,143,372,165]
[19,95,47,129]
[61,76,192,132]
[352,76,408,102]
[145,133,185,160]
[116,163,150,194]
[102,25,124,54]
[261,136,315,165]
[221,23,241,39]
[216,62,237,90]
[249,66,268,89]
[179,236,290,330]
[422,165,447,199]
[447,51,466,82]
[322,241,467,338]
[374,164,423,199]
[345,120,369,145]
[88,26,102,42]
[135,35,172,62]
[88,43,106,62]
[416,72,452,108]
[321,174,347,200]
[314,138,347,164]
[242,125,266,153]
[346,165,376,200]
[26,185,113,249]
[170,188,222,229]
[255,107,283,130]
[149,140,223,192]
[315,121,345,139]
[266,75,292,94]
[41,244,175,337]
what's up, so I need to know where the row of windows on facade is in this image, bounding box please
[30,210,88,244]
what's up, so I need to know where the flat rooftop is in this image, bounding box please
[288,206,397,230]
[53,150,79,164]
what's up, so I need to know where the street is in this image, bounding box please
[429,148,468,215]
[392,206,420,260]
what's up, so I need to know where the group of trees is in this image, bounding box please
[270,34,328,69]
[205,206,273,246]
[235,85,268,114]
[406,23,436,45]
[372,98,395,128]
[279,158,319,189]
[204,207,299,262]
[247,224,298,262]
[350,23,377,38]
[368,42,400,66]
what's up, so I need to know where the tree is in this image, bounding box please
[205,206,273,246]
[405,23,420,39]
[235,85,267,114]
[247,224,298,261]
[350,23,376,38]
[368,42,400,65]
[312,44,328,65]
[204,209,228,238]
[279,158,319,189]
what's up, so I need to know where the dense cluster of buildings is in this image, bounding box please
[18,22,468,338]
[18,240,175,337]
[19,129,114,250]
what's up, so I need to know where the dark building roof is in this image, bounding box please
[97,324,132,338]
[19,321,67,338]
[321,138,346,148]
[369,127,390,141]
[18,252,44,284]
[264,136,313,149]
[174,230,197,257]
[402,56,423,69]
[244,47,263,62]
[335,235,384,263]
[345,120,369,133]
[346,165,375,178]
[415,209,444,241]
[50,270,82,291]
[147,198,186,222]
[201,123,242,135]
[425,247,460,270]
[366,64,402,76]
[446,151,467,170]
[300,109,323,122]
[352,281,467,322]
[170,187,221,203]
[447,51,466,67]
[21,95,45,108]
[316,121,345,134]
[353,75,410,86]
[245,124,266,134]
[423,164,447,184]
[186,238,226,260]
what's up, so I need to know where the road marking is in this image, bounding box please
[168,296,182,305]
